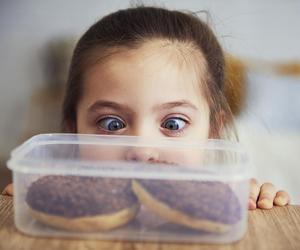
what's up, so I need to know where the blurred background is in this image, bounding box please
[0,0,299,203]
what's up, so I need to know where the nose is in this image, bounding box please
[125,147,159,162]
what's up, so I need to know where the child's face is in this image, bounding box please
[77,40,210,139]
[76,40,210,164]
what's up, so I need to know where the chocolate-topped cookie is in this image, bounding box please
[26,175,139,232]
[132,179,241,233]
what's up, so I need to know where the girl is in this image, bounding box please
[3,6,290,210]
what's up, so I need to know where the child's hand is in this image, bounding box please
[2,183,13,196]
[248,178,290,210]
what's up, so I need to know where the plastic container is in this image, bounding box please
[7,133,252,244]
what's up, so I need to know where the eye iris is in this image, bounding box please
[108,120,124,131]
[164,120,180,130]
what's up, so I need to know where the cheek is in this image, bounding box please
[186,112,210,140]
[157,148,204,167]
[79,145,126,161]
[78,145,204,168]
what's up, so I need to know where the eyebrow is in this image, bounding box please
[87,100,198,114]
[153,100,198,112]
[87,100,133,114]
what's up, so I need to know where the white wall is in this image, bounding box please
[0,0,300,157]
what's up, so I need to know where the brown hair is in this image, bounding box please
[62,6,234,138]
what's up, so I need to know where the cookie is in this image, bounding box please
[26,175,139,232]
[132,179,241,233]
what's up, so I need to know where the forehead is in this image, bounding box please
[82,39,208,107]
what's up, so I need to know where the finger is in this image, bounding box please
[257,183,276,209]
[274,190,290,206]
[2,183,13,196]
[248,178,260,210]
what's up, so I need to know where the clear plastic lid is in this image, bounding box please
[7,133,252,181]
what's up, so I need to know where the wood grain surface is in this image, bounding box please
[0,195,299,250]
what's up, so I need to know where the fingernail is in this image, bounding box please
[258,198,273,209]
[248,199,257,210]
[274,196,286,206]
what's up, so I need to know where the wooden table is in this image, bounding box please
[0,195,299,250]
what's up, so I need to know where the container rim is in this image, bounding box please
[11,133,246,155]
[7,133,253,181]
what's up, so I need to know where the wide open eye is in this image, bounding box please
[97,117,126,131]
[161,117,187,131]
